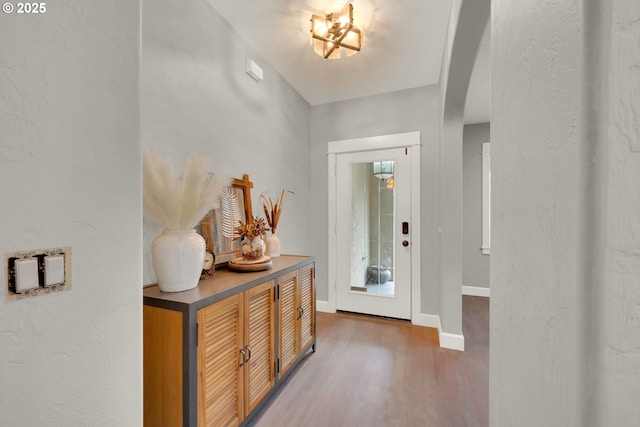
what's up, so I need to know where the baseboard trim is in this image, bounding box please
[439,331,465,351]
[414,313,441,329]
[318,301,464,351]
[316,300,336,313]
[462,285,490,298]
[414,313,464,351]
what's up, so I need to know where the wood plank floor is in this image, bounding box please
[252,296,489,427]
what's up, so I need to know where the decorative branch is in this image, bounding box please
[260,189,294,234]
[234,217,269,238]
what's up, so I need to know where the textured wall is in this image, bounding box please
[0,1,141,425]
[141,0,312,284]
[491,0,583,424]
[463,123,490,288]
[601,0,640,423]
[310,85,441,315]
[491,0,640,424]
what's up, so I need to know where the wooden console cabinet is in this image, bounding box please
[278,266,315,379]
[143,255,315,427]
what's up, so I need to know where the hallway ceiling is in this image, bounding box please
[207,0,490,123]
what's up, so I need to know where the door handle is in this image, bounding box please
[402,240,409,247]
[239,348,247,367]
[245,345,252,363]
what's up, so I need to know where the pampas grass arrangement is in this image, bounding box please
[143,150,228,230]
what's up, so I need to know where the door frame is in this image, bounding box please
[327,131,421,324]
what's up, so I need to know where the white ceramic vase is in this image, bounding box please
[266,233,280,257]
[152,229,205,293]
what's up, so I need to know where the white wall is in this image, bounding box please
[439,0,490,340]
[310,85,441,316]
[491,0,640,424]
[597,0,640,423]
[141,0,312,284]
[440,0,463,104]
[0,1,142,425]
[491,0,584,422]
[463,123,490,288]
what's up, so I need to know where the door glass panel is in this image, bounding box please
[350,161,395,296]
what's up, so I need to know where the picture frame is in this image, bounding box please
[198,174,254,266]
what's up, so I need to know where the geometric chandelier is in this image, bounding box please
[310,3,365,59]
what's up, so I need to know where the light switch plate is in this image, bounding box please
[44,255,65,287]
[6,247,72,301]
[15,258,39,292]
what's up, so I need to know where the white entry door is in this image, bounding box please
[334,147,412,319]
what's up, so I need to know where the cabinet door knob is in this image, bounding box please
[245,345,252,362]
[239,348,247,367]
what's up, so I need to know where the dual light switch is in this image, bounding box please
[13,254,65,293]
[6,247,70,300]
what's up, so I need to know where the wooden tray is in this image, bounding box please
[227,259,273,272]
[230,255,271,265]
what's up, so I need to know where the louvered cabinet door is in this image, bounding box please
[299,264,315,352]
[278,270,299,378]
[197,294,244,427]
[244,280,275,414]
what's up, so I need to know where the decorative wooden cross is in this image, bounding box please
[232,173,254,222]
